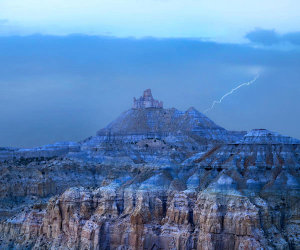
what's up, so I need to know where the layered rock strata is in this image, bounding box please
[0,89,299,249]
[0,138,299,249]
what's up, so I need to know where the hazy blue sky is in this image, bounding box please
[0,1,299,147]
[1,0,300,43]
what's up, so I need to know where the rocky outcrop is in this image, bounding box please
[133,89,163,109]
[77,106,246,164]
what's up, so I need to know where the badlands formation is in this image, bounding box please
[0,89,299,249]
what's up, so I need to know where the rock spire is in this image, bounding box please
[133,89,163,109]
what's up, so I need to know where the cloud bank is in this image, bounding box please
[1,0,300,43]
[246,28,300,46]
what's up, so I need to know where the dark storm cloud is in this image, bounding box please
[0,35,299,147]
[283,32,300,45]
[246,28,300,46]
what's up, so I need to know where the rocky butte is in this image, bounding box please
[133,89,163,109]
[0,89,299,249]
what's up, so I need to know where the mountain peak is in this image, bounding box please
[187,107,198,112]
[133,89,163,109]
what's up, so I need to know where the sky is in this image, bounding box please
[1,0,300,43]
[0,1,300,147]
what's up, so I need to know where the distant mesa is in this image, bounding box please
[240,128,300,144]
[133,89,163,109]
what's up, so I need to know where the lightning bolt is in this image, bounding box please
[203,74,260,114]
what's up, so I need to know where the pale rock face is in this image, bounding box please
[162,193,189,225]
[0,89,300,249]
